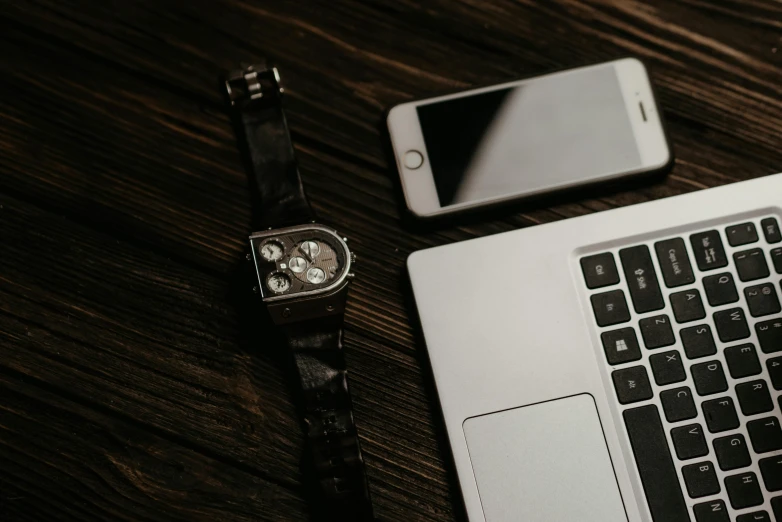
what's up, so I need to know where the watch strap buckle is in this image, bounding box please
[225,64,283,109]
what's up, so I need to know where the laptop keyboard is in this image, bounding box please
[581,216,782,522]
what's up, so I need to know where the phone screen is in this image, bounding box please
[417,64,641,207]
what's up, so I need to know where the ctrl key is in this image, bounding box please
[580,252,620,289]
[590,290,630,327]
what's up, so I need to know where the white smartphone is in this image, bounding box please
[387,58,672,218]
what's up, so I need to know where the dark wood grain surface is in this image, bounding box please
[1,1,780,520]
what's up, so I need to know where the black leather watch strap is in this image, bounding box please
[226,63,372,520]
[285,318,374,521]
[225,63,315,229]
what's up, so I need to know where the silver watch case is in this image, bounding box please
[249,224,354,324]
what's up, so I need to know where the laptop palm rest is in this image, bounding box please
[463,394,627,522]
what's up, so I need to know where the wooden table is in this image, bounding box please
[1,1,780,520]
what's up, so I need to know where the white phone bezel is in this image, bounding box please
[386,58,671,218]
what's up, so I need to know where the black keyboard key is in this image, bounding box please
[670,289,706,323]
[727,222,759,246]
[762,217,782,244]
[703,272,739,306]
[601,328,642,365]
[620,246,665,313]
[639,315,675,349]
[682,461,720,498]
[735,248,770,282]
[714,308,750,342]
[702,397,739,433]
[660,387,697,422]
[737,511,770,522]
[612,366,652,404]
[650,350,686,385]
[692,361,728,396]
[714,434,751,471]
[681,325,717,359]
[671,424,709,460]
[591,290,631,327]
[655,238,695,288]
[767,357,782,390]
[691,231,728,272]
[774,497,782,520]
[736,380,774,416]
[581,253,620,289]
[622,405,690,522]
[756,319,782,354]
[724,344,762,379]
[745,283,781,317]
[760,457,782,492]
[694,500,729,522]
[748,417,782,453]
[725,472,764,509]
[772,248,782,274]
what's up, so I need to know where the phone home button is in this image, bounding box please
[403,150,424,170]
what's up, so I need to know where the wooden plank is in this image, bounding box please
[4,0,780,171]
[0,370,308,521]
[0,194,305,483]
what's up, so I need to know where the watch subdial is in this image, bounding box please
[288,256,307,273]
[306,267,326,284]
[259,240,284,262]
[266,273,291,293]
[300,240,320,259]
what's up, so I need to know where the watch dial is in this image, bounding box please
[306,267,326,284]
[288,239,341,285]
[300,240,321,259]
[260,240,284,262]
[267,273,291,293]
[288,256,307,273]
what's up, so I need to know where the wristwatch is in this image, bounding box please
[224,63,374,521]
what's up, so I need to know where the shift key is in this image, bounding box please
[655,238,695,288]
[620,245,665,313]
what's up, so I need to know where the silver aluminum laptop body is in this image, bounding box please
[408,173,782,522]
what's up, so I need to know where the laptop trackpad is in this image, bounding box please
[463,394,627,522]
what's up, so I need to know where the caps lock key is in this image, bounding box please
[620,245,664,313]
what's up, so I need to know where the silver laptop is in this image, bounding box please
[408,172,782,522]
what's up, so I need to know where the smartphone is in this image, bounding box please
[386,58,672,218]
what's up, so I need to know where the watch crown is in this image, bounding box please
[350,252,357,264]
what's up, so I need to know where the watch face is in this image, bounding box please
[288,256,307,273]
[250,225,351,300]
[259,240,284,262]
[306,267,326,284]
[267,273,291,293]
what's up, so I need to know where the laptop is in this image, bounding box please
[408,172,782,522]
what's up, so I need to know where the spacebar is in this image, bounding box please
[623,405,690,522]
